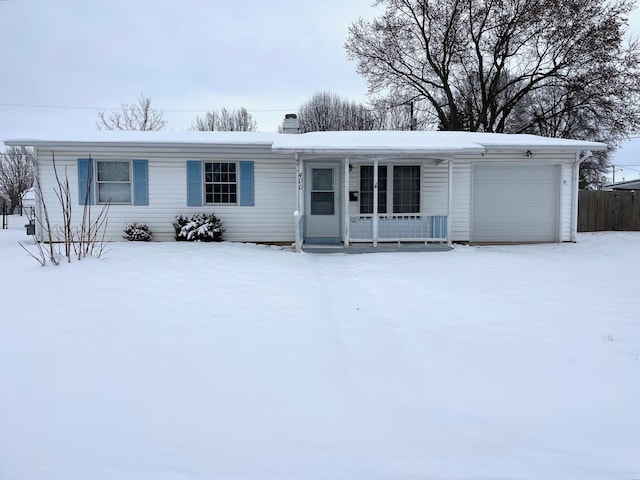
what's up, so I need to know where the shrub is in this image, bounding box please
[123,222,153,241]
[173,213,224,242]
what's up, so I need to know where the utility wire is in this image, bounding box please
[0,102,296,113]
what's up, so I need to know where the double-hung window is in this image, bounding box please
[97,161,131,204]
[392,165,420,213]
[359,164,420,214]
[205,162,237,204]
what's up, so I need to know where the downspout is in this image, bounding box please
[571,150,591,242]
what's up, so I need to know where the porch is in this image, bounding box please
[301,241,453,254]
[293,154,453,252]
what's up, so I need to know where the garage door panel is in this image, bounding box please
[473,165,559,242]
[474,223,557,242]
[474,167,514,182]
[474,204,552,223]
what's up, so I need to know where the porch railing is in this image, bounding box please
[349,214,447,242]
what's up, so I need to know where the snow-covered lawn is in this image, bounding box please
[1,215,638,480]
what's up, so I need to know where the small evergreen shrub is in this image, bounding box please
[123,222,153,241]
[173,213,224,242]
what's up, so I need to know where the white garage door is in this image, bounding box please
[472,165,559,243]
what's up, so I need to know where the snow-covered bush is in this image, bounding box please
[173,213,224,242]
[123,222,153,241]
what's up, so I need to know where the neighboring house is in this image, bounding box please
[604,179,640,190]
[0,193,10,212]
[21,188,36,209]
[4,120,606,249]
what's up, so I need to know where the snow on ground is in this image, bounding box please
[0,215,638,480]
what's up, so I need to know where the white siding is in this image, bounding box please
[451,160,472,241]
[560,163,574,241]
[32,144,579,245]
[422,162,449,215]
[34,145,297,242]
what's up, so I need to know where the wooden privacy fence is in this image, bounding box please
[578,190,640,232]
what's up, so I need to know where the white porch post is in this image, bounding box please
[296,153,303,212]
[295,153,303,252]
[344,157,350,247]
[373,159,379,247]
[447,159,453,247]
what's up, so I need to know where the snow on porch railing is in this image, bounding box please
[349,214,447,242]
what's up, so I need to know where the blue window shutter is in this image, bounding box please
[132,159,149,206]
[187,161,203,206]
[77,158,94,205]
[239,161,254,206]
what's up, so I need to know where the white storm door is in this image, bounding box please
[305,165,341,241]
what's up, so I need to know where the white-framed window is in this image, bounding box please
[204,162,237,204]
[359,164,420,214]
[97,161,131,204]
[392,165,420,213]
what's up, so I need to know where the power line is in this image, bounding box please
[0,102,296,113]
[613,166,640,173]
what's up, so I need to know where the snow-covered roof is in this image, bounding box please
[605,179,640,190]
[271,131,607,154]
[4,130,607,154]
[4,130,281,147]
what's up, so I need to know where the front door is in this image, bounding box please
[305,164,341,243]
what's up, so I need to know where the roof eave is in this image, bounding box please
[271,147,485,156]
[482,143,608,152]
[3,140,276,148]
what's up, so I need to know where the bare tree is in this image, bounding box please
[0,146,33,214]
[191,107,257,131]
[296,91,378,133]
[346,0,640,133]
[345,0,640,187]
[97,93,167,131]
[191,111,220,131]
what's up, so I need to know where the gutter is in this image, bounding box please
[4,140,276,149]
[270,147,484,156]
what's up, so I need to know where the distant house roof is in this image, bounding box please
[4,130,607,156]
[605,179,640,190]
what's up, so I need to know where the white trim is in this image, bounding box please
[203,161,239,206]
[471,163,562,243]
[344,158,350,247]
[373,159,378,247]
[96,159,132,205]
[32,147,43,241]
[447,159,453,247]
[572,151,592,242]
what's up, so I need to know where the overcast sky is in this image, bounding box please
[1,0,639,176]
[0,0,380,136]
